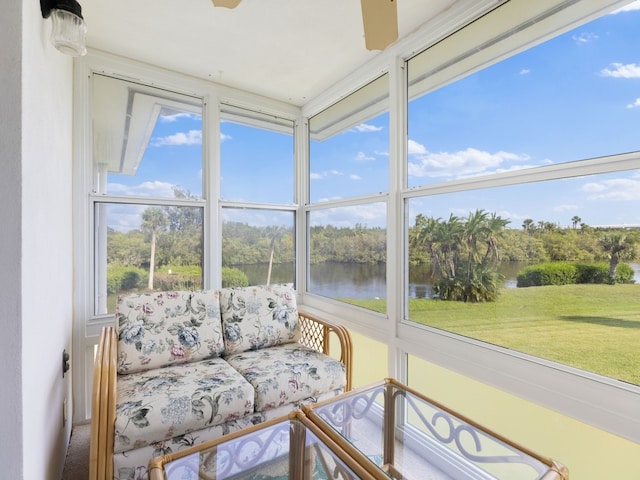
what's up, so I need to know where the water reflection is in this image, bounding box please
[234,262,640,300]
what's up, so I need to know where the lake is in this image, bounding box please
[234,262,640,299]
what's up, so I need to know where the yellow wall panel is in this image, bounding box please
[350,330,388,389]
[407,355,640,479]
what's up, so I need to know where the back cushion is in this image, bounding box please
[116,290,224,374]
[219,284,301,356]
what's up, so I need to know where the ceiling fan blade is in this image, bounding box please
[360,0,398,51]
[212,0,242,8]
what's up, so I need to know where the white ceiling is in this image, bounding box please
[82,0,458,106]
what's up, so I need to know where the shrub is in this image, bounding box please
[433,263,502,302]
[517,261,636,287]
[516,262,577,287]
[222,266,249,288]
[107,265,147,294]
[614,263,635,284]
[155,265,203,291]
[575,263,609,284]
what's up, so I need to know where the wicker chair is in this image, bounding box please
[89,287,353,480]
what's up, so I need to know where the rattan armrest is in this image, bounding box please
[298,308,353,391]
[89,326,117,480]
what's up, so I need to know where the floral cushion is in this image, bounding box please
[225,343,346,412]
[112,389,345,480]
[114,357,254,454]
[219,284,301,355]
[116,290,224,374]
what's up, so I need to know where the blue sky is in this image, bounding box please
[107,1,640,231]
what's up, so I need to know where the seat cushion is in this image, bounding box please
[225,343,346,412]
[219,284,301,355]
[116,290,224,374]
[112,389,346,479]
[114,357,254,454]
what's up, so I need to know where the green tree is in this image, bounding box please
[571,215,581,230]
[522,218,535,235]
[414,209,508,302]
[600,234,636,282]
[159,188,203,267]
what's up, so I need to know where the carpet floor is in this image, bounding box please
[62,423,91,480]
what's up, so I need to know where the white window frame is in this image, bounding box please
[302,0,640,444]
[71,0,640,444]
[72,50,300,423]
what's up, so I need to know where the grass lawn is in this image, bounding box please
[346,284,640,385]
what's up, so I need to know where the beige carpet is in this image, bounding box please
[62,423,91,480]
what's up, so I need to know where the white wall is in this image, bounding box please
[0,1,25,478]
[0,0,74,478]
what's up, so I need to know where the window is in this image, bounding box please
[405,0,640,387]
[220,105,294,204]
[308,204,387,311]
[220,106,296,287]
[221,207,295,286]
[91,74,204,315]
[308,75,389,310]
[309,75,390,201]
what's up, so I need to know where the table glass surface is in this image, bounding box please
[305,380,562,480]
[160,415,372,480]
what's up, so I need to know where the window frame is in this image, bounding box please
[405,0,640,444]
[71,0,640,444]
[305,72,391,317]
[72,50,301,423]
[302,0,640,444]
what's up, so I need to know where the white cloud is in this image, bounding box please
[308,203,386,228]
[352,123,383,133]
[310,170,343,180]
[572,32,598,44]
[553,204,579,212]
[611,1,640,13]
[407,139,427,155]
[582,182,607,193]
[221,133,232,142]
[627,98,640,108]
[519,68,531,75]
[107,181,177,198]
[599,63,640,78]
[106,204,148,232]
[159,112,201,123]
[350,174,362,180]
[151,129,202,147]
[582,178,640,200]
[355,151,375,162]
[408,147,531,179]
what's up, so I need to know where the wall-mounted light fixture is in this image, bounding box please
[40,0,87,57]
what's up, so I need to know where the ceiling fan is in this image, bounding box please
[211,0,398,51]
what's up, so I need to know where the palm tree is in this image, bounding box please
[571,216,582,230]
[264,226,284,285]
[141,207,169,290]
[600,234,635,282]
[483,212,510,265]
[522,218,534,234]
[417,210,508,302]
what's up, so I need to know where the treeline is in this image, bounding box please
[220,222,386,265]
[106,207,639,301]
[108,218,640,270]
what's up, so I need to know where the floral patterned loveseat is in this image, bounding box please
[89,283,352,480]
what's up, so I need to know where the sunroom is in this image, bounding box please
[3,0,640,478]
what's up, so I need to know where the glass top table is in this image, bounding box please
[148,410,377,480]
[302,378,568,480]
